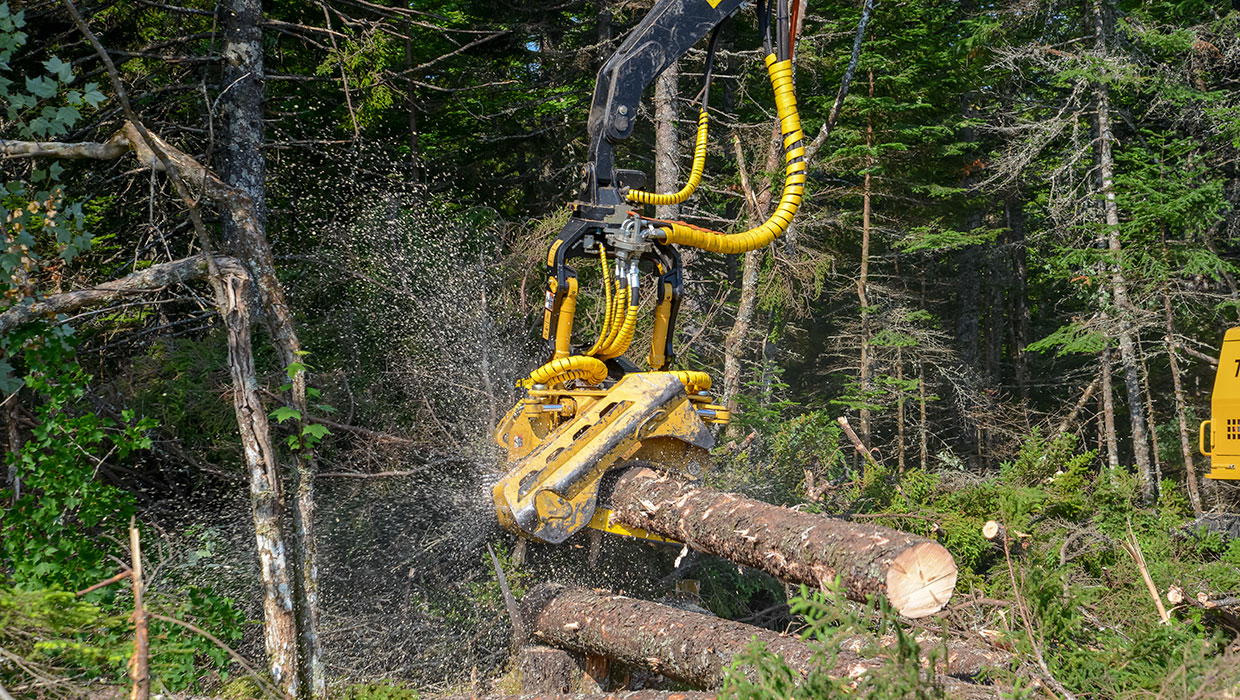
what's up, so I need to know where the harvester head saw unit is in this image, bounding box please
[492,0,808,545]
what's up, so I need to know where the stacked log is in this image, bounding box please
[606,468,958,618]
[521,584,1000,699]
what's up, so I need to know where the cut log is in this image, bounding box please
[982,520,1003,540]
[607,468,958,618]
[837,633,1013,679]
[522,584,997,699]
[516,646,585,694]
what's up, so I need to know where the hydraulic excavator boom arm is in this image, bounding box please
[493,0,806,545]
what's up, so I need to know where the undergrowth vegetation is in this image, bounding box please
[713,425,1240,698]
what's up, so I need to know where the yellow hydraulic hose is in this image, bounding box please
[599,286,639,360]
[625,109,710,206]
[669,371,712,392]
[660,55,805,254]
[593,271,628,357]
[527,355,608,387]
[584,250,615,356]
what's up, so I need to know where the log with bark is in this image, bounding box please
[605,468,958,618]
[522,584,999,698]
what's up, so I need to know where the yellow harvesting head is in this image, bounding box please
[493,371,725,543]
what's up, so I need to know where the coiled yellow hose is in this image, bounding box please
[625,109,710,206]
[660,55,805,253]
[593,273,627,356]
[527,355,608,387]
[669,371,712,392]
[584,250,614,356]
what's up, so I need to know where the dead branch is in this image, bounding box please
[0,254,230,335]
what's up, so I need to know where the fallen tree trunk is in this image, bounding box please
[607,469,957,618]
[522,585,996,698]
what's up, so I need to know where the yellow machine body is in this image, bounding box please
[1201,327,1240,480]
[492,372,728,543]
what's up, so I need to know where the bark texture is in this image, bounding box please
[653,61,680,221]
[606,469,957,618]
[220,265,299,697]
[220,0,267,245]
[1164,290,1203,515]
[523,584,868,689]
[522,585,996,698]
[517,646,587,694]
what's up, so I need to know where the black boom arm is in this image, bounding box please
[584,0,746,203]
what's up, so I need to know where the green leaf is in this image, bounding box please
[301,424,331,440]
[269,406,301,424]
[44,55,72,83]
[81,83,104,108]
[25,74,56,98]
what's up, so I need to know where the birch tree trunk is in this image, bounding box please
[222,2,323,683]
[1091,0,1154,502]
[0,119,313,695]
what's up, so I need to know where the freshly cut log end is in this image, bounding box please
[887,541,959,619]
[981,520,1002,540]
[1167,586,1184,605]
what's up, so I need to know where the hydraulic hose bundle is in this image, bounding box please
[524,0,806,388]
[659,54,805,254]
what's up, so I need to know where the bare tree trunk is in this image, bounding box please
[896,346,905,472]
[1100,346,1120,470]
[5,394,21,504]
[1139,339,1162,485]
[1165,290,1203,516]
[919,360,928,471]
[219,15,325,683]
[721,131,772,414]
[722,251,759,414]
[221,2,324,684]
[5,2,312,679]
[221,268,299,698]
[857,69,874,445]
[653,61,680,221]
[1092,0,1153,502]
[220,0,266,249]
[608,468,957,617]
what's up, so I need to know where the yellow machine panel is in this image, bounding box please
[493,372,720,543]
[1201,327,1240,480]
